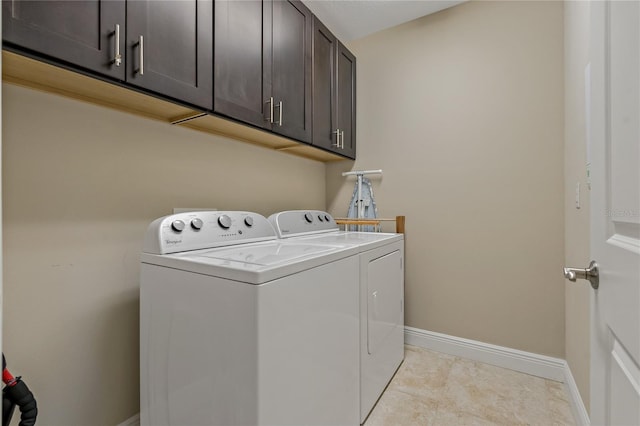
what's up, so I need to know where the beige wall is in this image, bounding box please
[327,1,565,357]
[564,0,591,414]
[2,83,325,425]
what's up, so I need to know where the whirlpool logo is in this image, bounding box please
[165,239,182,245]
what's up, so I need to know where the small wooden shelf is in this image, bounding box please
[2,50,348,163]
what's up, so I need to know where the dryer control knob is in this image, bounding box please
[218,215,232,229]
[318,214,324,222]
[304,212,314,223]
[191,218,203,230]
[244,216,254,227]
[324,214,331,222]
[171,220,186,232]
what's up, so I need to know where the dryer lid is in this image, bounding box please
[282,231,403,252]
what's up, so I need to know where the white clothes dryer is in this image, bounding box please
[140,211,360,426]
[269,210,405,423]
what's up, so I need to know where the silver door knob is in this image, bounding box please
[563,260,599,289]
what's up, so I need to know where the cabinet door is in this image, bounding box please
[337,42,356,159]
[127,0,212,109]
[270,0,312,143]
[2,0,125,80]
[311,16,338,152]
[214,0,268,129]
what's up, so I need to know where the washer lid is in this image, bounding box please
[194,242,342,266]
[141,240,359,284]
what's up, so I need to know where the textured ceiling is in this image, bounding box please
[302,0,466,41]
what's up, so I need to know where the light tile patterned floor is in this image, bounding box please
[364,345,575,426]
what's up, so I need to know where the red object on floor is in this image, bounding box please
[3,368,17,386]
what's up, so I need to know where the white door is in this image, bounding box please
[589,1,640,424]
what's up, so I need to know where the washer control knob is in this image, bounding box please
[244,216,254,227]
[218,214,232,229]
[190,218,203,230]
[324,214,331,222]
[304,212,314,223]
[171,220,186,232]
[318,214,324,222]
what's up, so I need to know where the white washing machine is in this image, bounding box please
[269,210,405,423]
[140,211,361,426]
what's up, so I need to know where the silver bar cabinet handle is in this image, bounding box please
[265,97,274,123]
[563,260,599,289]
[114,24,122,67]
[333,129,340,147]
[341,130,345,149]
[138,35,144,75]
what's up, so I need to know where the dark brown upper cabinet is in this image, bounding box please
[214,0,312,143]
[336,43,356,158]
[127,0,212,110]
[311,17,336,153]
[213,1,265,128]
[2,0,126,80]
[311,16,356,159]
[3,0,213,110]
[269,0,312,143]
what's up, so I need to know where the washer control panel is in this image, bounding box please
[268,210,338,238]
[143,211,277,254]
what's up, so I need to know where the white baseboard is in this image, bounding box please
[405,326,590,425]
[117,413,140,426]
[404,326,566,381]
[564,362,591,425]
